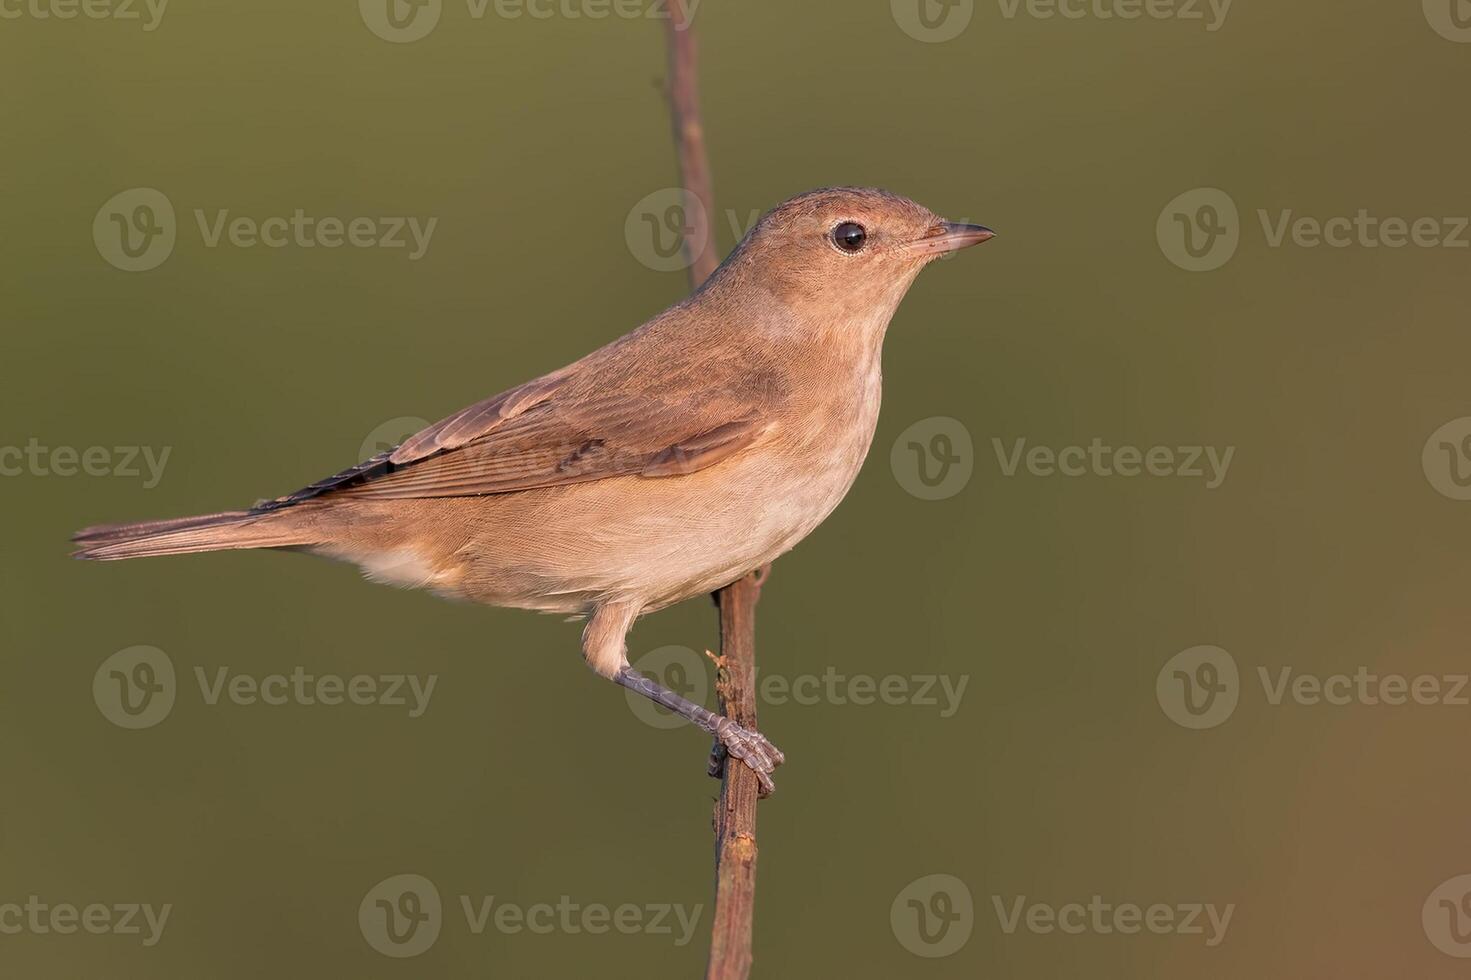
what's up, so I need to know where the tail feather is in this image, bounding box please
[73,511,253,543]
[71,510,314,561]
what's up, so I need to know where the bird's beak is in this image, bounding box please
[910,221,996,256]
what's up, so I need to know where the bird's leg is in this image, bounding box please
[584,600,783,796]
[613,666,784,797]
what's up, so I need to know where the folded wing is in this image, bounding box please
[251,364,770,511]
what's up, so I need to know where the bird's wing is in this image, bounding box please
[251,364,771,511]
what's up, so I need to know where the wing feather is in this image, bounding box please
[251,358,772,511]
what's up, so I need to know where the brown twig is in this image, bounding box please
[661,5,765,979]
[665,0,718,286]
[705,568,767,980]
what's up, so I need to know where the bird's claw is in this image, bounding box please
[708,719,785,798]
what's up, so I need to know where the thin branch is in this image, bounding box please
[706,568,767,980]
[665,0,718,286]
[661,5,765,979]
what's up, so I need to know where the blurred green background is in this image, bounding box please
[3,0,1470,976]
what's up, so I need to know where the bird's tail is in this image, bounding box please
[71,509,316,561]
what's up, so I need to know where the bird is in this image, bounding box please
[72,187,994,795]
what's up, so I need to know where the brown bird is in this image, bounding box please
[72,187,994,794]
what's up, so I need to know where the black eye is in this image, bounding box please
[832,221,867,253]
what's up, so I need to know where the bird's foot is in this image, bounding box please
[707,719,785,798]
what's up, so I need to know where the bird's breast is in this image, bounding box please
[765,350,885,528]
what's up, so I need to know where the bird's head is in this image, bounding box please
[706,187,994,342]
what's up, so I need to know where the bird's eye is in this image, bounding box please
[831,221,868,253]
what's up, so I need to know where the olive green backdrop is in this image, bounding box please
[3,0,1470,976]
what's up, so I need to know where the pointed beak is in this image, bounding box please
[911,221,996,257]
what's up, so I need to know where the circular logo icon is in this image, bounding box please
[1156,645,1239,730]
[890,873,974,958]
[1424,0,1471,42]
[890,417,974,501]
[93,188,176,273]
[359,0,441,43]
[625,188,707,273]
[93,645,176,729]
[1156,188,1240,272]
[360,416,431,463]
[891,0,974,42]
[1423,417,1471,501]
[359,873,442,958]
[1424,874,1471,957]
[625,645,708,730]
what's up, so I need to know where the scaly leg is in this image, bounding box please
[614,665,785,797]
[584,600,785,796]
